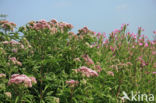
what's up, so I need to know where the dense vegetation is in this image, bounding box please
[0,19,156,103]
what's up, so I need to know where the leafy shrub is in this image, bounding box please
[0,20,156,103]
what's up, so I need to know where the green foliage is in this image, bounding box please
[0,20,156,103]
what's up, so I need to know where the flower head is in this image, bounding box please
[66,80,79,87]
[74,66,98,77]
[152,72,156,74]
[82,54,94,66]
[8,74,36,88]
[5,92,11,98]
[107,71,114,76]
[0,73,6,78]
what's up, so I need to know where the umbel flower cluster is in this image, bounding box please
[8,74,37,88]
[74,66,99,77]
[27,19,73,33]
[0,20,16,31]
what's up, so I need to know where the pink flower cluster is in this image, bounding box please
[2,40,20,45]
[103,39,109,44]
[9,57,22,66]
[144,42,149,47]
[82,54,94,66]
[8,74,37,87]
[28,19,73,33]
[74,66,98,77]
[110,46,115,52]
[121,24,129,30]
[58,22,74,32]
[77,26,94,35]
[73,58,81,62]
[5,92,11,98]
[138,27,144,31]
[130,33,137,39]
[96,32,106,39]
[2,40,25,50]
[152,72,156,74]
[66,80,79,87]
[137,56,148,67]
[0,20,16,31]
[107,71,114,76]
[94,65,102,72]
[11,48,18,53]
[152,51,156,55]
[30,20,50,30]
[0,73,6,78]
[112,29,120,35]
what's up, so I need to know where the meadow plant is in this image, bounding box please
[0,19,155,102]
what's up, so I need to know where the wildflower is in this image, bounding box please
[94,65,102,72]
[2,41,9,44]
[127,62,133,66]
[132,45,135,48]
[66,80,79,87]
[8,74,36,88]
[50,27,57,34]
[131,33,137,39]
[16,61,22,66]
[151,41,155,45]
[5,92,11,98]
[69,31,75,36]
[51,19,57,24]
[2,40,21,46]
[74,66,98,77]
[0,73,6,78]
[112,29,120,34]
[82,54,94,65]
[77,26,94,35]
[97,32,101,38]
[31,50,34,54]
[66,23,74,29]
[90,43,96,48]
[121,24,129,30]
[110,46,115,52]
[10,40,20,45]
[0,20,16,31]
[11,48,18,53]
[74,58,81,62]
[103,32,106,38]
[137,56,148,67]
[31,19,51,30]
[20,44,25,49]
[107,71,114,76]
[9,57,17,64]
[138,27,144,31]
[152,72,156,74]
[139,42,143,46]
[152,51,156,55]
[9,57,22,66]
[103,39,109,44]
[29,77,37,84]
[145,42,148,47]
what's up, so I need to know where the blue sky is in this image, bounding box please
[0,0,156,39]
